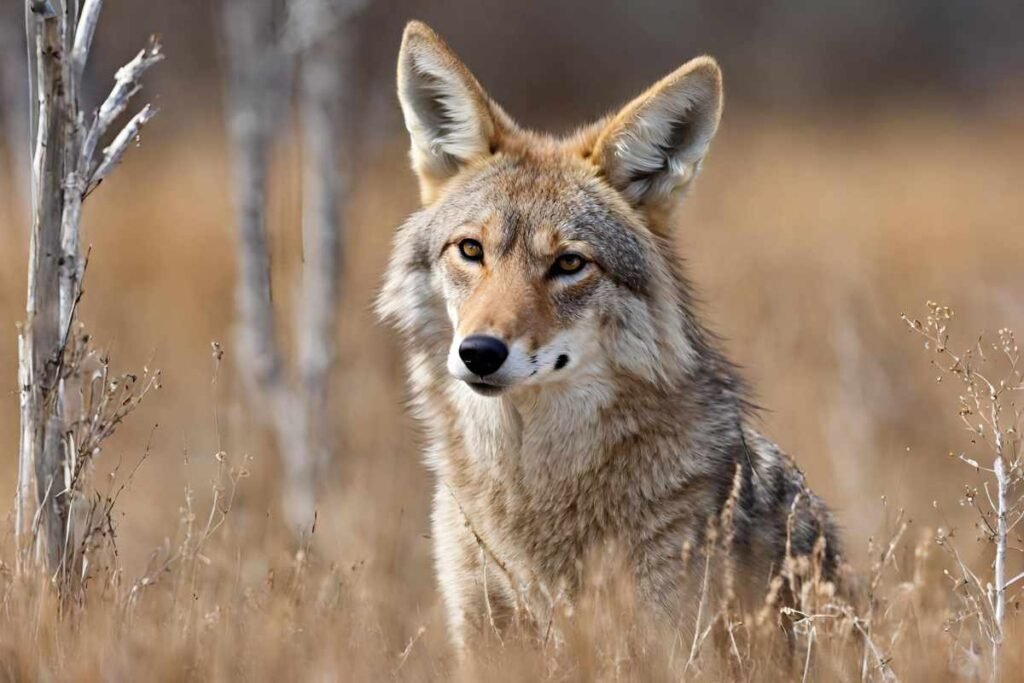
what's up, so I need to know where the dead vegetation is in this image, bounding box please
[0,107,1022,680]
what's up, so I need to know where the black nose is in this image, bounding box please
[458,335,509,376]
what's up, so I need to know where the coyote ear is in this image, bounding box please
[397,21,500,202]
[592,57,722,222]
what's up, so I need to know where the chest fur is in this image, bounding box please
[427,378,721,588]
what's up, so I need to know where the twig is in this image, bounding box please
[684,531,715,673]
[393,626,426,676]
[801,623,815,683]
[90,104,158,185]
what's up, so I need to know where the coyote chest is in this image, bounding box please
[433,378,715,596]
[439,381,617,571]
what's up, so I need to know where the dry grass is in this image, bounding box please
[0,105,1022,680]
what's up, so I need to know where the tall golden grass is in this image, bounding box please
[0,106,1022,680]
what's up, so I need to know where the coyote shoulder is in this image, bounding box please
[378,20,841,649]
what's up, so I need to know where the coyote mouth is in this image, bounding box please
[466,381,507,396]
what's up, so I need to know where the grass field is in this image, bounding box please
[0,104,1022,680]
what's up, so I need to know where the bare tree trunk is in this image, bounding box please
[292,0,353,532]
[222,0,313,531]
[297,7,339,484]
[224,0,359,534]
[20,0,68,573]
[17,0,162,584]
[223,0,289,395]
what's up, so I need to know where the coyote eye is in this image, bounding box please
[458,239,484,262]
[550,253,587,277]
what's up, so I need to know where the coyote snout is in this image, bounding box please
[448,328,580,395]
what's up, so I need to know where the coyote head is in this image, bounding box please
[380,21,723,397]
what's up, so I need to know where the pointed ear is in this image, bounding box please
[397,21,502,202]
[592,57,723,221]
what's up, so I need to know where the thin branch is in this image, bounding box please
[70,0,101,81]
[80,38,163,180]
[90,104,157,185]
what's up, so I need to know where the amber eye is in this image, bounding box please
[458,239,484,262]
[550,253,587,277]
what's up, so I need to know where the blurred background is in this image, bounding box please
[0,0,1023,666]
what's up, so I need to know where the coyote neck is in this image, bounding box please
[445,358,737,488]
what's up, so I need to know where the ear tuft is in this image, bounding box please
[593,57,723,211]
[397,22,498,200]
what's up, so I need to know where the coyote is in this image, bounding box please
[379,21,841,649]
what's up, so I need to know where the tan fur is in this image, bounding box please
[380,21,841,653]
